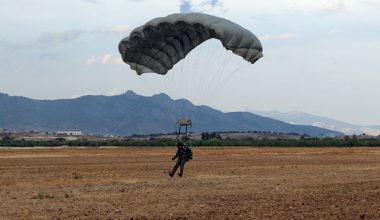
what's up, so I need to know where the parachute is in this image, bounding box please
[118,13,263,75]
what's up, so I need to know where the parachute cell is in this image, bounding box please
[118,13,263,75]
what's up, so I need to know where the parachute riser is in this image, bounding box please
[175,118,192,147]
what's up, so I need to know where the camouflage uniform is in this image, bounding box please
[169,144,187,177]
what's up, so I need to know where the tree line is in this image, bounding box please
[1,136,380,147]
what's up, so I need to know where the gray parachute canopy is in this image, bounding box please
[118,13,263,75]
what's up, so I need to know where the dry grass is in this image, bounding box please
[0,147,380,219]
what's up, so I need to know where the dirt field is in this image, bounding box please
[0,147,380,219]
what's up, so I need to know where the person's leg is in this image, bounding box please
[169,159,181,176]
[178,159,186,177]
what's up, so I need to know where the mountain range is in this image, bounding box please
[252,110,380,136]
[0,91,342,137]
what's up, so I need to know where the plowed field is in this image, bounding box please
[1,147,380,219]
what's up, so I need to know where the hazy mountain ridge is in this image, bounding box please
[252,110,380,136]
[0,91,341,137]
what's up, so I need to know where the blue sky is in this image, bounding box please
[1,0,379,125]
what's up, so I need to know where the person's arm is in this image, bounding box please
[172,148,179,160]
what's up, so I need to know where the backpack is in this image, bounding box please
[185,147,193,161]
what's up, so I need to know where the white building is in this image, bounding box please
[56,131,83,136]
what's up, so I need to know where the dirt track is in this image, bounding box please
[1,147,380,219]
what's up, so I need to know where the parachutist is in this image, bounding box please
[169,142,192,178]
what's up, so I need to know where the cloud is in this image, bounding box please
[113,57,124,65]
[38,30,85,44]
[106,88,124,96]
[205,0,222,8]
[85,56,97,65]
[328,28,337,36]
[37,25,130,46]
[260,33,297,41]
[85,54,123,65]
[71,92,95,99]
[102,54,123,64]
[0,39,26,49]
[39,52,64,61]
[308,0,345,12]
[84,0,98,4]
[180,0,193,13]
[101,54,112,64]
[14,65,25,73]
[278,33,297,39]
[0,39,14,50]
[71,88,124,99]
[364,0,380,6]
[180,0,224,13]
[0,39,7,47]
[96,25,130,34]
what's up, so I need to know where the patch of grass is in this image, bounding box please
[33,191,54,199]
[72,172,83,179]
[119,185,128,192]
[64,192,70,198]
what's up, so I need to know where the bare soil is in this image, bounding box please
[1,147,380,219]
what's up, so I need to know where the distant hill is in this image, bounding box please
[369,125,380,129]
[0,91,342,137]
[252,110,380,136]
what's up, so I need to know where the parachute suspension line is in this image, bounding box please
[163,49,192,123]
[206,50,231,104]
[189,41,206,120]
[165,49,196,125]
[156,76,170,117]
[197,40,221,103]
[160,73,180,125]
[177,57,187,119]
[175,41,197,121]
[142,74,178,126]
[204,59,252,107]
[193,41,223,107]
[174,40,218,125]
[175,118,192,147]
[197,47,234,107]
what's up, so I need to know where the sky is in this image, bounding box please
[0,0,379,125]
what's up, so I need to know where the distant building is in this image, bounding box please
[56,131,83,136]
